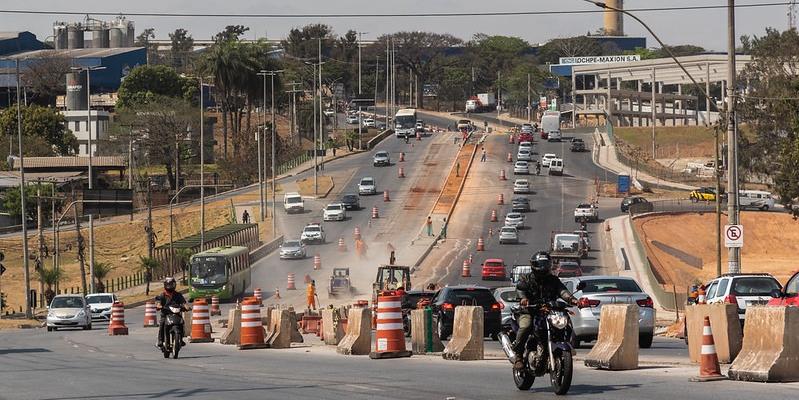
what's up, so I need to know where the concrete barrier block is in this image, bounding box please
[219,308,241,345]
[337,307,372,355]
[584,304,639,370]
[289,311,304,343]
[443,306,483,361]
[729,306,799,382]
[261,305,274,328]
[266,309,292,349]
[322,309,345,345]
[411,309,444,354]
[685,304,742,364]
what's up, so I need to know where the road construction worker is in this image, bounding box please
[306,280,317,311]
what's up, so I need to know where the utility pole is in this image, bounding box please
[36,184,44,303]
[263,69,284,238]
[146,181,154,259]
[527,73,531,123]
[74,206,87,296]
[312,62,318,195]
[385,41,390,128]
[726,0,741,274]
[256,72,267,222]
[286,82,302,147]
[16,59,32,318]
[199,77,206,251]
[318,38,325,176]
[358,32,364,150]
[374,55,380,125]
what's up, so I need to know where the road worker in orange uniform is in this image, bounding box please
[306,280,318,311]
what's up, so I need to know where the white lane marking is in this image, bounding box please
[345,384,383,392]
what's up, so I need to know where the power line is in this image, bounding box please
[0,2,791,19]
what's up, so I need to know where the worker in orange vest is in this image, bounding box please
[306,280,318,311]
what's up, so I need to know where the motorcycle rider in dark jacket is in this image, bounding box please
[512,251,579,369]
[155,277,189,349]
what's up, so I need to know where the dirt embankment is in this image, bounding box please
[634,212,799,289]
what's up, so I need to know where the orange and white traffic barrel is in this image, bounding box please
[372,206,379,219]
[210,295,221,316]
[354,227,362,241]
[143,301,157,327]
[476,237,485,251]
[369,292,412,359]
[313,254,322,270]
[508,134,514,144]
[490,209,498,222]
[499,169,507,181]
[108,301,129,336]
[383,190,390,202]
[287,273,296,290]
[338,237,347,252]
[190,298,213,343]
[507,152,512,162]
[399,152,405,162]
[462,260,471,277]
[398,167,405,178]
[254,288,263,304]
[239,297,268,350]
[497,193,504,205]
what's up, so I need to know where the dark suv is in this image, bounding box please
[430,285,502,341]
[340,193,360,210]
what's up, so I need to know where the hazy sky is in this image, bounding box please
[0,0,791,51]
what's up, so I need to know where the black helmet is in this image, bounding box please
[530,251,552,278]
[164,277,177,291]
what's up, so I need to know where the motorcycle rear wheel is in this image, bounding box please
[513,366,535,391]
[550,351,573,395]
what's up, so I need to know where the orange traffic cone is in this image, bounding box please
[210,295,221,316]
[190,298,213,343]
[690,316,726,382]
[254,288,263,305]
[372,206,379,219]
[313,254,322,270]
[398,167,406,178]
[354,227,362,241]
[287,273,296,290]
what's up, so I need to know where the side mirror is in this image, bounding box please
[576,281,587,291]
[770,289,783,299]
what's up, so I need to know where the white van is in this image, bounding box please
[739,190,774,211]
[283,192,304,214]
[548,158,564,175]
[541,111,561,141]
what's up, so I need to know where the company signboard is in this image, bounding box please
[559,55,641,65]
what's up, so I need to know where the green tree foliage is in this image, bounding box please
[169,28,195,70]
[92,262,115,293]
[138,256,161,295]
[2,183,58,221]
[135,27,159,63]
[537,36,603,64]
[628,45,706,60]
[214,25,250,43]
[116,65,197,108]
[738,28,799,210]
[0,104,77,156]
[20,55,71,106]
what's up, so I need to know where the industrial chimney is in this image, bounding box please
[603,0,624,36]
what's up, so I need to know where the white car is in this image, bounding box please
[541,153,557,168]
[323,108,335,117]
[574,203,599,222]
[518,141,533,152]
[499,226,519,244]
[323,203,347,221]
[513,179,531,194]
[346,114,359,124]
[373,151,390,167]
[86,293,118,321]
[516,148,533,161]
[358,177,377,195]
[549,158,564,175]
[283,192,304,214]
[300,223,326,244]
[504,212,525,229]
[47,294,92,331]
[363,118,376,128]
[513,161,529,175]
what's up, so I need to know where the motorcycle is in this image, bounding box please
[499,302,574,395]
[160,305,187,359]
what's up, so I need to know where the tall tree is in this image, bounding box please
[537,36,603,64]
[374,32,463,109]
[20,55,71,106]
[214,25,250,43]
[117,65,197,108]
[0,104,77,155]
[135,28,159,63]
[169,28,195,70]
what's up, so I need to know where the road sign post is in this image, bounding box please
[724,225,743,248]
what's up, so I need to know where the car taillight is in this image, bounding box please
[492,303,503,311]
[577,297,600,308]
[442,303,454,311]
[724,294,738,305]
[636,297,654,308]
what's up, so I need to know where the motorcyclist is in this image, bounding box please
[511,251,579,369]
[535,161,541,175]
[155,277,189,349]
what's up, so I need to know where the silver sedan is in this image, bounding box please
[498,226,519,244]
[279,240,307,259]
[504,212,525,229]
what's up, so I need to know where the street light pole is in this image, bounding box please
[199,77,206,251]
[256,72,267,222]
[261,69,284,238]
[726,0,741,273]
[16,60,31,318]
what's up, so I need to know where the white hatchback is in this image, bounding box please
[513,161,529,175]
[542,153,557,167]
[513,179,530,194]
[504,212,525,228]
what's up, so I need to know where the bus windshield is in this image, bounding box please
[190,256,227,286]
[395,115,416,129]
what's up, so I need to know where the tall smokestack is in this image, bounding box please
[603,0,624,36]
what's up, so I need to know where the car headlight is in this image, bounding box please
[47,311,54,318]
[548,312,569,330]
[77,310,85,317]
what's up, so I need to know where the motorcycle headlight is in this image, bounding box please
[548,312,569,330]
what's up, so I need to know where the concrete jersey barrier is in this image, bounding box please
[219,308,241,345]
[266,309,292,349]
[685,304,742,364]
[411,308,444,354]
[322,309,345,345]
[443,306,484,361]
[337,307,372,355]
[728,306,799,382]
[584,304,639,370]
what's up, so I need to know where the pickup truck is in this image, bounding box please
[574,203,599,223]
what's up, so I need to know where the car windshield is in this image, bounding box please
[786,275,799,295]
[507,213,521,219]
[515,181,528,185]
[516,162,527,166]
[86,295,113,304]
[573,139,583,143]
[580,279,642,293]
[499,290,521,302]
[191,256,227,284]
[501,228,516,233]
[286,197,302,204]
[458,120,470,125]
[361,179,374,185]
[326,204,342,211]
[560,263,579,270]
[485,261,504,267]
[283,241,301,248]
[577,204,592,209]
[376,152,387,157]
[305,226,321,233]
[50,297,84,308]
[447,289,496,307]
[731,277,781,296]
[513,198,529,203]
[519,149,530,154]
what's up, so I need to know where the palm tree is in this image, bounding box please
[37,267,64,306]
[175,248,193,282]
[92,262,115,293]
[138,256,161,295]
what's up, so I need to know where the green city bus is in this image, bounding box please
[188,246,251,301]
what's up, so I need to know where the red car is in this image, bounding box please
[540,130,548,140]
[518,132,534,143]
[768,271,799,306]
[481,258,507,280]
[554,261,583,277]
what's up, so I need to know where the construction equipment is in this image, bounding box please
[373,265,412,303]
[328,268,352,298]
